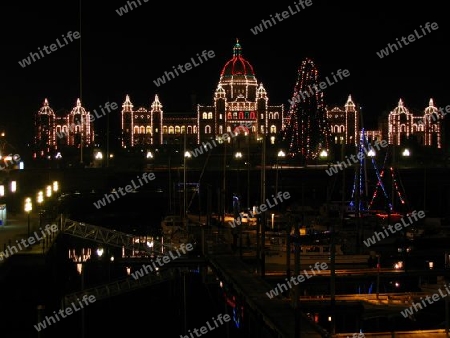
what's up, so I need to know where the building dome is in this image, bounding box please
[38,98,55,115]
[391,98,410,115]
[70,98,89,115]
[220,40,256,79]
[218,40,258,101]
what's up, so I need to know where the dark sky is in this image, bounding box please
[1,1,448,152]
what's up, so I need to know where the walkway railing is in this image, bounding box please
[61,267,187,307]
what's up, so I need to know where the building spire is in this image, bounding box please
[345,94,355,111]
[233,39,242,57]
[122,94,133,111]
[151,94,163,111]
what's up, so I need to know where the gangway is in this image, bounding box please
[61,218,174,254]
[60,218,195,304]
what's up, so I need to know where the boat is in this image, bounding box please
[264,243,372,267]
[161,215,185,236]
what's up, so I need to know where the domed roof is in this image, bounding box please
[69,98,88,115]
[38,98,55,115]
[220,40,255,78]
[391,98,410,115]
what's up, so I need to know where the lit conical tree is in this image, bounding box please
[282,58,332,164]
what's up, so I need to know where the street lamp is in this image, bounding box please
[235,151,243,260]
[235,151,242,194]
[96,247,104,257]
[37,191,44,204]
[46,185,52,198]
[52,181,59,193]
[246,132,250,209]
[376,254,381,300]
[402,148,410,157]
[183,149,191,221]
[275,150,286,196]
[10,181,16,193]
[24,197,32,238]
[37,191,44,230]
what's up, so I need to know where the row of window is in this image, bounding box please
[201,112,281,120]
[133,126,198,134]
[331,124,440,134]
[130,111,281,121]
[131,125,279,135]
[391,124,440,132]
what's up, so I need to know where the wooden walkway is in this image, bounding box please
[208,252,328,338]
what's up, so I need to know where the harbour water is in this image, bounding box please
[1,165,449,337]
[0,190,251,338]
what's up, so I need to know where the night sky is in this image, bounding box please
[1,1,448,152]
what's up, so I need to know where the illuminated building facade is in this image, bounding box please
[327,95,361,146]
[327,96,442,148]
[33,98,94,158]
[388,98,442,148]
[121,41,285,148]
[33,42,443,160]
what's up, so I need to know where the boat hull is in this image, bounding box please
[265,251,370,267]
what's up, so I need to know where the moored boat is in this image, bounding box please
[265,243,371,267]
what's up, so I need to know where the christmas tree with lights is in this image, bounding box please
[282,58,332,164]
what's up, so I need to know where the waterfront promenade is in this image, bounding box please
[0,211,59,264]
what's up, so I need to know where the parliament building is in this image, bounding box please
[33,41,443,162]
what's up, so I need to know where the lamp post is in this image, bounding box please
[233,151,241,259]
[246,132,250,210]
[275,150,285,196]
[376,254,381,300]
[79,112,83,164]
[235,151,242,195]
[24,197,32,238]
[184,147,191,231]
[94,150,103,168]
[46,185,52,198]
[52,181,59,193]
[10,181,17,193]
[8,181,16,214]
[319,149,328,161]
[53,181,59,212]
[37,191,44,234]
